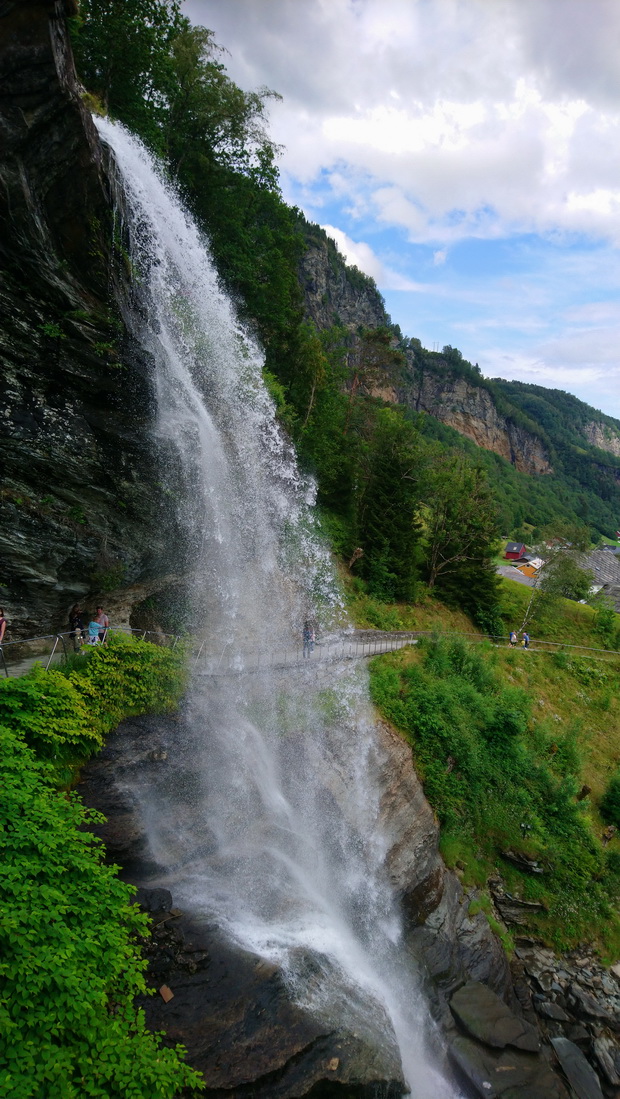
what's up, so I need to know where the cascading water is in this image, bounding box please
[97,118,459,1098]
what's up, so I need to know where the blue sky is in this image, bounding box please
[185,0,620,419]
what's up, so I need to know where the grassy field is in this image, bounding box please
[345,576,620,955]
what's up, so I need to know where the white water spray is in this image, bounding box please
[97,118,458,1097]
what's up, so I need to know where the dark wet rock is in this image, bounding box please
[535,1002,571,1023]
[78,714,409,1097]
[591,1031,620,1087]
[135,887,173,914]
[450,981,540,1052]
[489,883,547,928]
[568,985,614,1023]
[0,0,183,635]
[137,907,406,1099]
[449,1034,569,1098]
[372,722,445,927]
[550,1036,604,1099]
[408,874,515,1007]
[567,1025,591,1048]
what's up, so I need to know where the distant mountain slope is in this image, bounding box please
[297,224,620,539]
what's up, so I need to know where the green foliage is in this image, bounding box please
[601,775,620,830]
[357,409,423,602]
[0,636,186,761]
[422,453,501,629]
[38,321,66,340]
[0,724,202,1098]
[369,639,620,949]
[71,0,184,154]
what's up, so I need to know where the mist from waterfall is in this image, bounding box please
[97,118,458,1098]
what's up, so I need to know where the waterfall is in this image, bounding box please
[96,118,458,1098]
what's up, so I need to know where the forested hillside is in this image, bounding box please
[70,0,619,634]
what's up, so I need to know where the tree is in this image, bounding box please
[71,0,184,153]
[163,21,281,178]
[357,409,424,601]
[422,454,500,628]
[520,523,593,630]
[344,328,405,434]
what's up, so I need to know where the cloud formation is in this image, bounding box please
[185,0,620,416]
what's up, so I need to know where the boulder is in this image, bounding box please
[550,1036,604,1099]
[449,1034,568,1098]
[450,981,540,1052]
[535,1001,571,1023]
[591,1030,620,1087]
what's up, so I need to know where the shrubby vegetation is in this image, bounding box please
[0,637,201,1098]
[370,636,620,952]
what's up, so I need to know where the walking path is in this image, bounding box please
[1,625,619,680]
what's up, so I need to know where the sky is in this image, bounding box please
[184,0,620,419]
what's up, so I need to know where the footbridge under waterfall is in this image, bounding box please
[2,626,618,680]
[193,631,418,678]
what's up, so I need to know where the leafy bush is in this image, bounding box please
[601,774,620,829]
[370,638,620,949]
[0,725,202,1098]
[0,637,198,1096]
[0,635,186,760]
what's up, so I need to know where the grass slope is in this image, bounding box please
[346,578,620,955]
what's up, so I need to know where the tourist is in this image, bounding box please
[95,605,109,643]
[68,604,84,650]
[87,617,101,645]
[522,631,530,649]
[509,630,517,647]
[0,607,6,646]
[302,621,314,658]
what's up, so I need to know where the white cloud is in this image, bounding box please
[320,225,426,290]
[185,0,620,246]
[184,0,620,416]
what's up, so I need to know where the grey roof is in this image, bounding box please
[582,549,620,611]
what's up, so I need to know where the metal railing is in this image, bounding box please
[0,625,181,678]
[1,624,618,679]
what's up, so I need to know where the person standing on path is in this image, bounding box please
[95,606,109,644]
[302,621,314,658]
[522,631,530,649]
[0,608,6,646]
[509,630,517,647]
[68,604,84,651]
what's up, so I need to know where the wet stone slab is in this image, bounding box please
[450,981,540,1052]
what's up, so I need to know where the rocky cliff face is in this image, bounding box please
[299,227,389,332]
[404,367,553,475]
[0,0,181,637]
[583,420,620,459]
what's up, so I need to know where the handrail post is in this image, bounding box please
[45,636,59,671]
[58,633,68,663]
[0,646,8,678]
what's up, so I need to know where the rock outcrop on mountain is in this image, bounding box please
[583,421,620,459]
[403,366,553,475]
[299,222,389,332]
[0,0,181,637]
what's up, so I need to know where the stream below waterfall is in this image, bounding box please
[96,117,460,1098]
